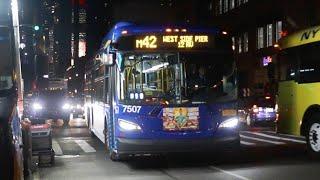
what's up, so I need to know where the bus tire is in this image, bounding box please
[306,113,320,159]
[110,151,129,162]
[110,151,121,162]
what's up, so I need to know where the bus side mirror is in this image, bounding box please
[95,53,115,66]
[103,53,115,66]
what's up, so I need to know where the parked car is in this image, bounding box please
[244,95,277,126]
[68,96,85,118]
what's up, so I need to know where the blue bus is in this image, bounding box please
[85,22,240,161]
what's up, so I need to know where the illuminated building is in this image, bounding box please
[212,0,320,94]
[34,0,73,80]
[67,0,88,96]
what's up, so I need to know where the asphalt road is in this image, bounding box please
[29,119,320,180]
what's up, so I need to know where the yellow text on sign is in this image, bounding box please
[195,36,208,43]
[136,36,158,49]
[178,36,194,48]
[162,35,209,48]
[163,36,179,43]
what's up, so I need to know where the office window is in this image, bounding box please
[232,37,236,51]
[236,0,240,6]
[219,0,223,14]
[244,32,249,52]
[230,0,235,9]
[266,24,273,47]
[276,21,283,42]
[238,36,242,53]
[224,0,229,13]
[257,27,264,49]
[238,0,248,6]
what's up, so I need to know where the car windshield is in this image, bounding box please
[254,96,275,107]
[37,90,66,99]
[0,27,14,92]
[119,52,237,105]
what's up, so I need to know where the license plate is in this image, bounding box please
[222,109,237,116]
[265,108,274,113]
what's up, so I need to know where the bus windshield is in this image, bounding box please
[119,52,237,105]
[0,27,14,92]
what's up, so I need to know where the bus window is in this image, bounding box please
[94,80,104,101]
[119,52,237,104]
[0,28,14,92]
[299,43,320,84]
[278,49,298,81]
[183,53,237,103]
[120,54,176,104]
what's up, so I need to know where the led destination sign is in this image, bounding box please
[115,34,221,51]
[135,35,209,49]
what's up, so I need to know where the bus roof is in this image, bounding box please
[102,22,221,46]
[279,25,320,49]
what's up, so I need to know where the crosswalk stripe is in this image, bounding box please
[247,132,306,144]
[240,140,256,146]
[74,140,96,153]
[52,139,63,155]
[240,134,285,145]
[265,131,306,140]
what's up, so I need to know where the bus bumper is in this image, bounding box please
[116,131,240,154]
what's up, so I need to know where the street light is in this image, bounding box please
[34,25,40,31]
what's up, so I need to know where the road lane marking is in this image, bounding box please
[55,155,81,159]
[209,166,251,180]
[74,140,96,153]
[32,170,40,180]
[240,134,285,145]
[52,139,63,156]
[248,132,306,144]
[240,140,256,146]
[265,131,306,140]
[33,170,40,180]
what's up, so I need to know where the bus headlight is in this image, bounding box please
[219,117,238,128]
[33,103,43,110]
[118,119,141,131]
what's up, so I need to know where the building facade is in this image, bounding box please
[212,0,320,95]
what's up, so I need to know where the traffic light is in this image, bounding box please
[34,25,40,31]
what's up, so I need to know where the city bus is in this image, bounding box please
[277,25,320,157]
[0,0,25,178]
[86,22,239,161]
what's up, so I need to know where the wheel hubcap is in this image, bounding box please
[309,123,320,152]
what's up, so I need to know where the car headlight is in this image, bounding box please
[118,119,141,131]
[62,103,71,110]
[219,117,239,128]
[76,104,82,109]
[33,103,43,110]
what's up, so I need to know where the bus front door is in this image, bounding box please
[278,80,298,135]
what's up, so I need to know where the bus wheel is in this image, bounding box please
[110,151,121,162]
[306,114,320,158]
